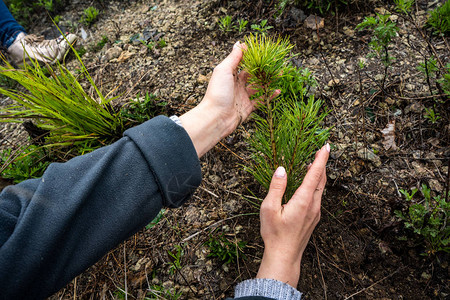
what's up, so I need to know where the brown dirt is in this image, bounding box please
[1,0,449,299]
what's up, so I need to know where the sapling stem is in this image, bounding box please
[241,34,329,202]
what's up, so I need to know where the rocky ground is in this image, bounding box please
[1,0,449,299]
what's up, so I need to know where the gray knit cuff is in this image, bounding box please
[235,278,302,300]
[169,115,183,127]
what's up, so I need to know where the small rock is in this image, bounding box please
[140,5,150,14]
[389,15,399,21]
[357,148,382,167]
[343,26,355,37]
[209,174,220,183]
[290,7,306,22]
[328,79,340,87]
[412,161,428,176]
[304,15,324,30]
[197,74,209,84]
[428,179,442,192]
[375,74,384,81]
[102,46,122,62]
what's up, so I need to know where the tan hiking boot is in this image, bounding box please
[7,32,77,66]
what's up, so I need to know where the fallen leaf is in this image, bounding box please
[380,120,398,150]
[304,15,324,30]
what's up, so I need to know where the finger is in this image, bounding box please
[238,70,250,83]
[270,89,281,100]
[262,166,287,210]
[310,167,327,221]
[315,167,327,194]
[296,143,330,194]
[217,41,244,72]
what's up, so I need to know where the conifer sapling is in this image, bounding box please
[240,34,329,203]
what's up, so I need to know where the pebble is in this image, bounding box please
[357,148,382,167]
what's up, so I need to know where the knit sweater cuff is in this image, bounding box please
[235,278,302,300]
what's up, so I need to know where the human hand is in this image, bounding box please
[200,41,257,137]
[256,143,330,288]
[180,42,269,157]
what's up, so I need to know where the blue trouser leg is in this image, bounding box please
[0,0,26,48]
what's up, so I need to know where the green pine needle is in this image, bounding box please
[241,34,330,203]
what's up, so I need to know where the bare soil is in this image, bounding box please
[1,0,449,299]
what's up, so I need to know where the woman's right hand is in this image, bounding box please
[256,143,330,288]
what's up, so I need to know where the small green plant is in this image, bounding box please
[394,0,414,14]
[1,146,51,183]
[167,245,183,275]
[424,106,441,123]
[92,35,109,52]
[53,15,61,24]
[80,6,99,26]
[37,0,58,12]
[140,39,155,50]
[218,15,233,33]
[399,188,418,201]
[417,56,438,79]
[145,209,166,230]
[236,19,248,33]
[206,233,247,265]
[356,13,399,91]
[76,45,87,56]
[438,63,450,96]
[427,0,450,35]
[157,38,167,48]
[251,19,273,35]
[6,0,63,26]
[147,284,182,300]
[241,34,329,202]
[395,184,450,255]
[276,0,349,16]
[356,14,399,67]
[120,92,167,126]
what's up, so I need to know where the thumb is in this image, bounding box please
[262,166,287,209]
[219,41,244,70]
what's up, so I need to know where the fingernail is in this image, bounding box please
[233,41,241,49]
[274,166,286,178]
[326,143,330,152]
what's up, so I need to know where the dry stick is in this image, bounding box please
[408,13,445,70]
[319,51,339,87]
[218,141,245,161]
[182,213,257,242]
[123,243,128,300]
[312,237,328,300]
[344,268,404,300]
[73,277,77,300]
[445,158,450,204]
[442,36,450,54]
[339,235,353,277]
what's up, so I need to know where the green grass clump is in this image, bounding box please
[395,184,450,255]
[241,34,329,202]
[1,146,50,183]
[80,6,99,26]
[120,92,167,126]
[5,0,63,26]
[206,233,247,265]
[0,48,124,152]
[427,0,450,35]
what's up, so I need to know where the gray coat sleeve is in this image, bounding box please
[0,116,201,300]
[234,279,302,299]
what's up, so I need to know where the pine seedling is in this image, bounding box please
[241,34,329,202]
